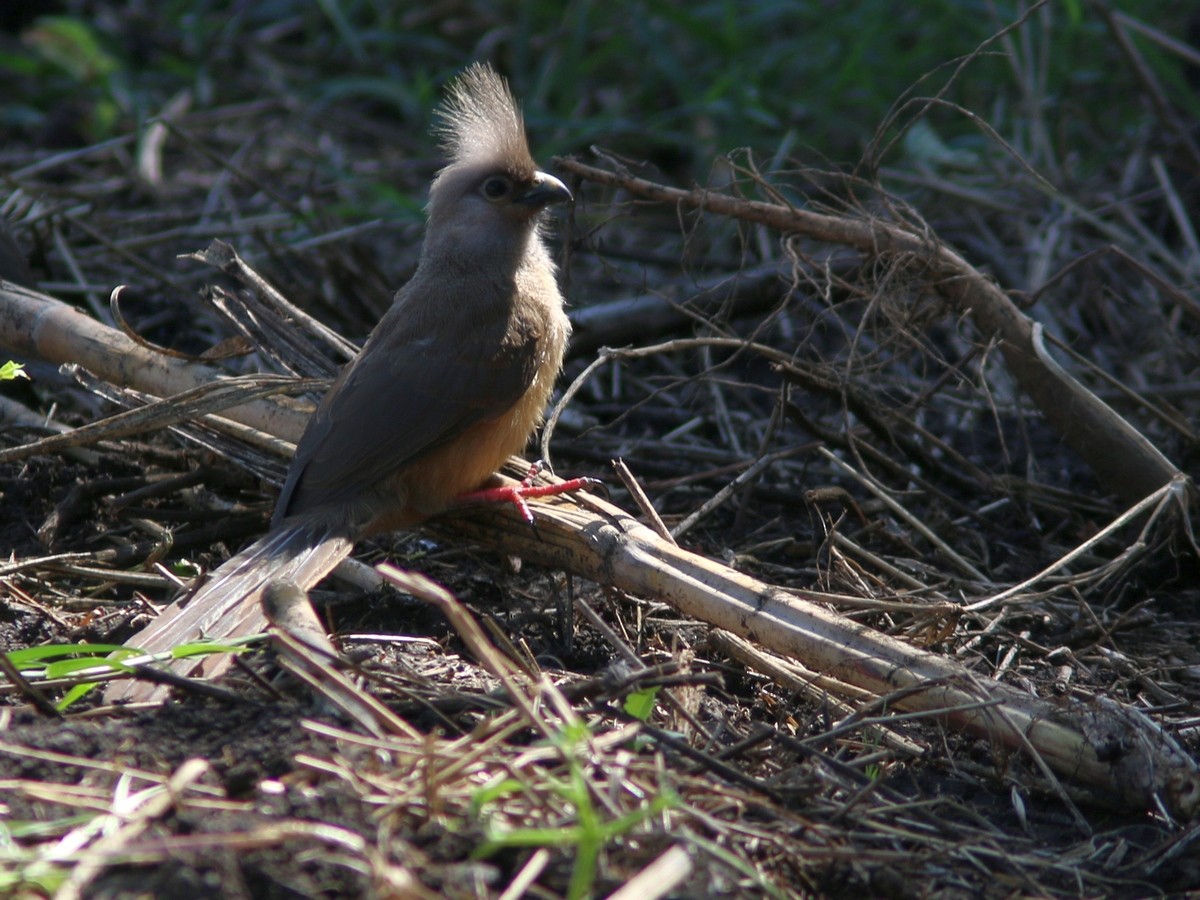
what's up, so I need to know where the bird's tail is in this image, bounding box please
[103,516,354,703]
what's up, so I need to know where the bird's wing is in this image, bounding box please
[275,294,539,522]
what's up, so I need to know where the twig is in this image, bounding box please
[819,446,988,583]
[555,155,1185,506]
[965,476,1188,613]
[607,845,693,900]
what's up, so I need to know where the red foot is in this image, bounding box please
[458,462,600,525]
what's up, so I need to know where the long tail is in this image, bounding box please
[104,516,353,703]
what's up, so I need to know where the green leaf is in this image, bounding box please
[56,681,99,710]
[469,778,524,816]
[623,685,661,722]
[170,559,202,578]
[170,640,249,659]
[5,643,133,668]
[24,16,118,83]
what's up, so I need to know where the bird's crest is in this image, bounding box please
[434,63,535,178]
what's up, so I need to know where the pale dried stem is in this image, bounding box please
[554,156,1187,507]
[433,485,1200,819]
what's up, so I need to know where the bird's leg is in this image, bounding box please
[458,461,600,526]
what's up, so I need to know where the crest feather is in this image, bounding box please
[434,63,534,176]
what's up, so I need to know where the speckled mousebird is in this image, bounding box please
[106,63,583,702]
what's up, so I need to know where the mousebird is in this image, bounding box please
[106,63,581,702]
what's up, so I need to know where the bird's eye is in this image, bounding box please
[481,176,512,200]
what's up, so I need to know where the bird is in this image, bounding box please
[105,63,581,703]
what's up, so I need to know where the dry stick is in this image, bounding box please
[827,532,934,594]
[73,367,302,462]
[566,261,794,356]
[671,447,790,541]
[612,457,676,544]
[0,393,102,465]
[0,280,312,443]
[0,371,319,464]
[819,446,988,583]
[262,582,421,741]
[431,489,1200,820]
[964,476,1188,614]
[0,279,373,591]
[1102,6,1200,173]
[376,564,553,744]
[185,240,360,362]
[1042,324,1199,442]
[543,336,821,465]
[710,630,926,759]
[54,758,213,900]
[1149,155,1200,266]
[554,157,1185,508]
[606,845,693,900]
[498,849,551,900]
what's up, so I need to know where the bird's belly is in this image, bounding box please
[371,386,549,530]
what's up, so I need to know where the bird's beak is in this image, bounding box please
[517,171,572,209]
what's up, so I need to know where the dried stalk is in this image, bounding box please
[0,279,311,444]
[554,157,1187,507]
[434,485,1200,820]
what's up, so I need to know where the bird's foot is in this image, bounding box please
[459,461,600,526]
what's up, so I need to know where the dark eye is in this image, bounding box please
[481,176,512,200]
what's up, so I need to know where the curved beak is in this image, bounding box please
[517,171,572,209]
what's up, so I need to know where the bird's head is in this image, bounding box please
[424,64,571,262]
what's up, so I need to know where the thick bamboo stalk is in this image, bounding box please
[435,488,1200,820]
[0,280,309,443]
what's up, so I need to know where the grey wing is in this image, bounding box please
[274,307,538,523]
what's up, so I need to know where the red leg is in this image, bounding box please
[458,462,600,525]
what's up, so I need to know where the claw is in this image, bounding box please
[458,464,601,529]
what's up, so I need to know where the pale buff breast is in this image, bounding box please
[374,301,570,528]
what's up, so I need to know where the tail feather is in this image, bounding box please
[104,516,353,703]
